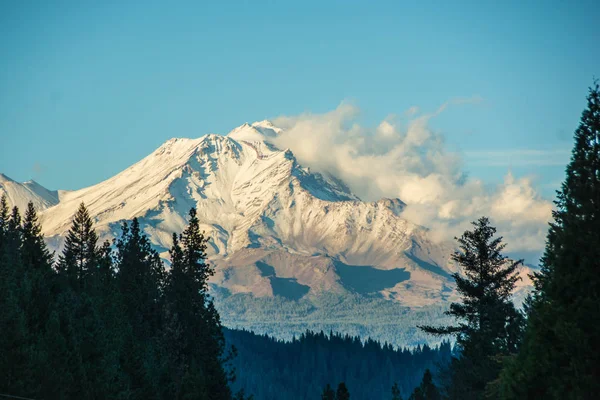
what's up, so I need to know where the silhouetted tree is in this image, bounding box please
[409,369,440,400]
[419,217,524,399]
[56,202,99,288]
[336,382,350,400]
[498,82,600,399]
[392,382,402,400]
[321,383,336,400]
[164,208,231,399]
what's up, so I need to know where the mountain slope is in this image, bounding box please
[0,173,60,211]
[4,121,533,345]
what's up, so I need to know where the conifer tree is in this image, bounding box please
[57,202,99,287]
[392,382,402,400]
[97,239,114,289]
[336,382,350,400]
[164,208,231,399]
[419,217,524,399]
[408,369,440,400]
[116,217,164,334]
[321,383,335,400]
[0,203,32,397]
[499,83,600,399]
[115,217,166,398]
[20,202,54,334]
[21,202,53,270]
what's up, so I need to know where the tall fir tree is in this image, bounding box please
[419,217,524,399]
[0,202,32,397]
[56,202,99,288]
[164,208,232,399]
[115,217,166,399]
[499,83,600,399]
[116,217,165,335]
[20,201,55,378]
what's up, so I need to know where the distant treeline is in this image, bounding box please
[226,328,452,400]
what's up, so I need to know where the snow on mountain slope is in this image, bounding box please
[0,173,60,211]
[12,120,534,345]
[36,121,459,302]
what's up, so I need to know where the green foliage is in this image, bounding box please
[419,217,524,399]
[498,83,600,399]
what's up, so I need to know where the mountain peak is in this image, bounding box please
[227,120,282,142]
[0,173,14,183]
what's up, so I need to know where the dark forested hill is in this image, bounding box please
[225,328,452,400]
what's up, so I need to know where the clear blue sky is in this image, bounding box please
[1,0,598,196]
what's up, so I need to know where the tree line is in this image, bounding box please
[0,198,450,400]
[0,202,243,399]
[225,328,452,399]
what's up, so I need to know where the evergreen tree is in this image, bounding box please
[499,83,600,399]
[115,217,166,399]
[21,202,54,328]
[164,208,231,399]
[56,202,99,288]
[336,382,350,400]
[391,382,402,400]
[419,217,524,399]
[0,203,32,397]
[321,383,336,400]
[408,369,440,400]
[116,217,164,335]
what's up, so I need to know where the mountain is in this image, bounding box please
[3,121,534,346]
[0,173,61,211]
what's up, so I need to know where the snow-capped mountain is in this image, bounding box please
[0,173,61,211]
[2,121,534,345]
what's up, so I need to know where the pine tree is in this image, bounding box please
[56,202,99,288]
[116,217,164,334]
[392,382,402,400]
[21,202,53,270]
[419,217,524,399]
[115,217,166,398]
[0,203,32,396]
[164,208,231,399]
[336,382,350,400]
[409,369,440,400]
[321,383,335,400]
[20,202,55,375]
[499,83,600,399]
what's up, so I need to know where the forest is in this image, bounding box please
[1,82,599,399]
[226,328,451,399]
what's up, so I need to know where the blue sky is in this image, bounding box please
[0,0,598,196]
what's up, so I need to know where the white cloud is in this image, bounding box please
[272,101,555,256]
